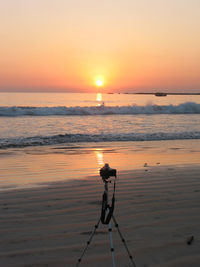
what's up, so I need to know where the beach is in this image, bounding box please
[0,141,200,267]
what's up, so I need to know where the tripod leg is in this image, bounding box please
[108,220,116,267]
[76,217,101,267]
[112,215,137,267]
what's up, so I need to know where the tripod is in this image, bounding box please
[76,170,136,267]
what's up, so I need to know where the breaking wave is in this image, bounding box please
[1,131,200,149]
[1,102,200,116]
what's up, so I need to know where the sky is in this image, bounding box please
[0,0,200,93]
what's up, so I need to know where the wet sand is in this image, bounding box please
[1,139,200,191]
[0,164,200,267]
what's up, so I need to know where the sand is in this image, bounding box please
[0,164,200,267]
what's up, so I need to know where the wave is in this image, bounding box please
[1,131,200,149]
[1,102,200,116]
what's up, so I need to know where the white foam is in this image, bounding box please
[1,102,200,116]
[1,131,200,148]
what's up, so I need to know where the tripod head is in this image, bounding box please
[100,163,117,182]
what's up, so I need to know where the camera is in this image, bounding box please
[100,163,117,181]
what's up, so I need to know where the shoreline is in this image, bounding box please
[0,162,200,193]
[1,139,200,192]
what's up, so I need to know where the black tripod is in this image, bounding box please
[76,165,136,267]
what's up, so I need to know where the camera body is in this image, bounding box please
[100,163,116,181]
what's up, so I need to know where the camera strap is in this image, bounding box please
[101,179,116,225]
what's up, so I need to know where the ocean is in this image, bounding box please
[1,92,200,190]
[1,92,200,147]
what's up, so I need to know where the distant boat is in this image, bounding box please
[155,92,167,97]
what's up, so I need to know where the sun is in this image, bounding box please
[96,79,104,87]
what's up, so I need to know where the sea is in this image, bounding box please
[1,92,200,190]
[1,92,200,146]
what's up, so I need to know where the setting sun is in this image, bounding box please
[96,79,103,87]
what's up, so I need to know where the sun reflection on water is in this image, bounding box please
[95,149,104,171]
[96,93,102,106]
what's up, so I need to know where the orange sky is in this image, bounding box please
[0,0,200,92]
